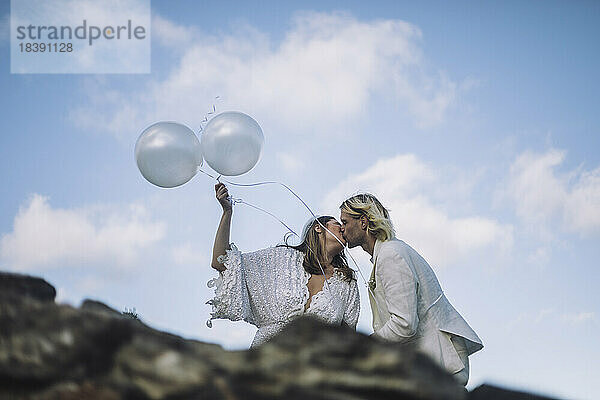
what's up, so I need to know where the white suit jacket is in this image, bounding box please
[370,238,483,374]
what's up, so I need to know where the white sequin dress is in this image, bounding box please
[207,244,360,347]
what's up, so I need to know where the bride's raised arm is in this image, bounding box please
[211,183,233,272]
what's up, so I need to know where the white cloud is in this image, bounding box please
[527,246,551,267]
[171,242,206,266]
[152,14,196,49]
[534,308,555,324]
[530,309,596,326]
[323,154,513,267]
[197,320,256,350]
[55,276,106,306]
[55,286,70,304]
[0,194,165,272]
[561,311,596,325]
[506,149,600,235]
[507,309,597,340]
[70,11,463,140]
[276,152,303,173]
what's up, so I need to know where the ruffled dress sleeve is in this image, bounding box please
[206,244,306,329]
[206,243,254,327]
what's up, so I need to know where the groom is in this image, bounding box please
[339,193,483,385]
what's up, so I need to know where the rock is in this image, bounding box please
[235,317,467,400]
[80,299,124,318]
[0,291,465,399]
[0,271,565,400]
[0,272,56,303]
[0,298,134,386]
[469,384,559,400]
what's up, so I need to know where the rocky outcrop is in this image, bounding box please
[469,384,558,400]
[0,272,560,400]
[0,272,56,303]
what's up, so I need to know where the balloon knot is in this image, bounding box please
[228,196,242,205]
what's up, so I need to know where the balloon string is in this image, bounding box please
[199,167,336,295]
[198,167,383,314]
[229,196,334,296]
[222,179,319,221]
[198,96,221,133]
[197,168,217,180]
[216,174,374,293]
[230,197,298,238]
[200,167,377,304]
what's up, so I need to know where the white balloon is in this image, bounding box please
[201,111,264,176]
[135,121,202,188]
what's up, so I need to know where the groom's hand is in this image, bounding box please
[215,183,232,213]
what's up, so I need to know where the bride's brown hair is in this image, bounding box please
[280,216,355,282]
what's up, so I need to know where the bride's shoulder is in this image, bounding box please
[245,245,303,260]
[274,245,304,259]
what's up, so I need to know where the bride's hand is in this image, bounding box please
[215,183,232,213]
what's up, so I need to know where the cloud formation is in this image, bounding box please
[171,242,206,266]
[0,194,165,271]
[71,11,462,140]
[506,149,600,235]
[561,311,596,325]
[323,154,513,267]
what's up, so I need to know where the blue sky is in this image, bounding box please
[1,1,599,398]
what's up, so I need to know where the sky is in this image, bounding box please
[1,1,599,398]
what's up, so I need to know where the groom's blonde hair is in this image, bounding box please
[340,193,395,242]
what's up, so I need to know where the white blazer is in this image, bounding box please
[369,238,483,374]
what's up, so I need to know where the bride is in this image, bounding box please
[207,183,360,347]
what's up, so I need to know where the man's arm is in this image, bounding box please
[372,252,419,341]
